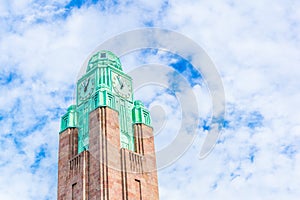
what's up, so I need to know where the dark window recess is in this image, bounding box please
[100,53,106,58]
[72,183,77,200]
[135,179,142,200]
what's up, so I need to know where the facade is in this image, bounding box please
[57,50,159,200]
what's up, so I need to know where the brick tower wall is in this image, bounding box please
[57,128,89,200]
[57,106,159,200]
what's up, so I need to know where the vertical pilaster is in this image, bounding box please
[89,106,123,200]
[133,124,159,200]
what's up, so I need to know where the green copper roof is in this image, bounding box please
[86,50,122,72]
[60,105,78,132]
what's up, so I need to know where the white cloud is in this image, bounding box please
[0,0,300,199]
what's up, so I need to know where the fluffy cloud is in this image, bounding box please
[0,0,299,199]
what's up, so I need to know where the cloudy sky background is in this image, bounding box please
[0,0,300,199]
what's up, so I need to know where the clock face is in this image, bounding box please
[112,73,132,99]
[78,75,95,102]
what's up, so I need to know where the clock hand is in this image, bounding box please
[80,82,85,93]
[117,76,124,89]
[84,78,90,92]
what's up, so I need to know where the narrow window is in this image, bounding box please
[72,183,77,200]
[135,179,142,200]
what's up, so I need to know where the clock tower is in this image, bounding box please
[57,50,159,200]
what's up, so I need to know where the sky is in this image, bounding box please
[0,0,300,199]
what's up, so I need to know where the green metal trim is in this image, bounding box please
[87,50,123,72]
[60,105,78,133]
[93,90,116,109]
[132,100,151,126]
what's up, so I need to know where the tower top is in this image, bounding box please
[58,49,159,200]
[86,50,122,72]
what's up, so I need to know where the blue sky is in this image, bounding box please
[0,0,300,199]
